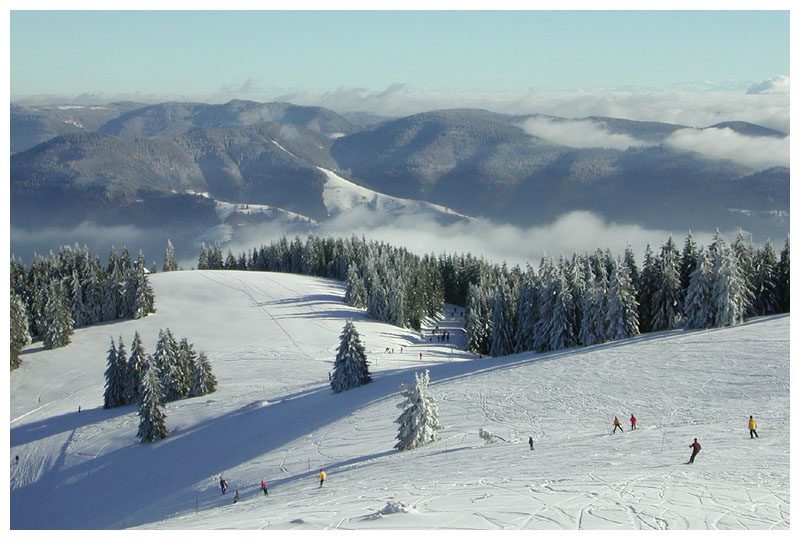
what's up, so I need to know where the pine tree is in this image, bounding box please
[43,283,74,350]
[330,321,371,393]
[605,262,640,340]
[513,267,538,353]
[154,329,182,401]
[489,282,513,357]
[650,237,683,331]
[751,241,780,316]
[776,237,790,313]
[189,352,218,397]
[175,338,197,399]
[394,370,443,451]
[103,337,125,408]
[712,247,748,328]
[163,239,178,272]
[115,336,128,403]
[344,262,366,308]
[137,357,168,443]
[10,293,31,370]
[124,332,149,405]
[684,248,715,329]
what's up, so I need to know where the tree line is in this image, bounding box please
[198,230,788,358]
[10,244,156,369]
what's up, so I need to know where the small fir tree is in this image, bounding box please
[189,352,218,397]
[330,321,371,393]
[163,239,178,272]
[43,283,74,349]
[137,357,168,443]
[684,249,715,329]
[103,337,125,408]
[10,293,31,370]
[124,332,149,405]
[394,370,443,450]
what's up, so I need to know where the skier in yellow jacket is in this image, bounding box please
[319,469,326,487]
[749,416,759,438]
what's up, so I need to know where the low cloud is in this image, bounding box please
[665,128,789,170]
[521,117,652,150]
[223,208,729,269]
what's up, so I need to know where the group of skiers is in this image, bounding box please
[604,414,759,464]
[219,469,327,504]
[612,414,637,433]
[213,416,760,507]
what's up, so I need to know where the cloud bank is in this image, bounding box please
[225,208,735,270]
[665,128,789,170]
[521,117,652,150]
[12,77,790,134]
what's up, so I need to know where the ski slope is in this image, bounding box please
[9,270,790,529]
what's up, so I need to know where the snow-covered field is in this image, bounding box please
[9,270,790,529]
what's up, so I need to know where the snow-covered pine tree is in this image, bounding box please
[175,338,197,398]
[163,239,178,272]
[680,231,699,291]
[189,352,218,397]
[394,369,442,450]
[534,261,575,352]
[712,247,748,328]
[636,244,658,333]
[605,262,640,340]
[344,262,367,308]
[131,268,155,319]
[683,248,715,329]
[137,356,168,443]
[513,266,539,353]
[124,331,149,405]
[731,231,757,316]
[776,237,790,313]
[650,237,683,331]
[489,282,513,357]
[10,293,31,370]
[103,337,125,408]
[750,240,780,316]
[578,261,606,346]
[68,270,87,328]
[43,282,74,349]
[465,280,492,355]
[330,321,371,393]
[154,328,182,401]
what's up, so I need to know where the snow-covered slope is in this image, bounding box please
[9,271,790,529]
[319,167,471,221]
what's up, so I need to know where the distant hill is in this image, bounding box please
[10,100,790,261]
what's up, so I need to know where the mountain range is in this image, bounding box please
[10,100,789,261]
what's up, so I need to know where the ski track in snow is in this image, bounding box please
[9,271,790,530]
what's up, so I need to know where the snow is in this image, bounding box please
[9,270,790,529]
[318,167,470,220]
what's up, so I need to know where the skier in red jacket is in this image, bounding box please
[630,414,637,430]
[688,438,701,464]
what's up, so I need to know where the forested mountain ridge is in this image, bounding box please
[10,100,789,262]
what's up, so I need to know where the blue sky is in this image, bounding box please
[10,10,789,99]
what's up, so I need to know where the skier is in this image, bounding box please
[688,438,701,464]
[15,455,19,465]
[261,480,269,496]
[233,490,240,503]
[319,469,326,488]
[630,414,637,430]
[220,477,228,494]
[749,415,759,438]
[528,436,534,450]
[612,416,623,434]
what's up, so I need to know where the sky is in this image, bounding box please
[9,8,790,101]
